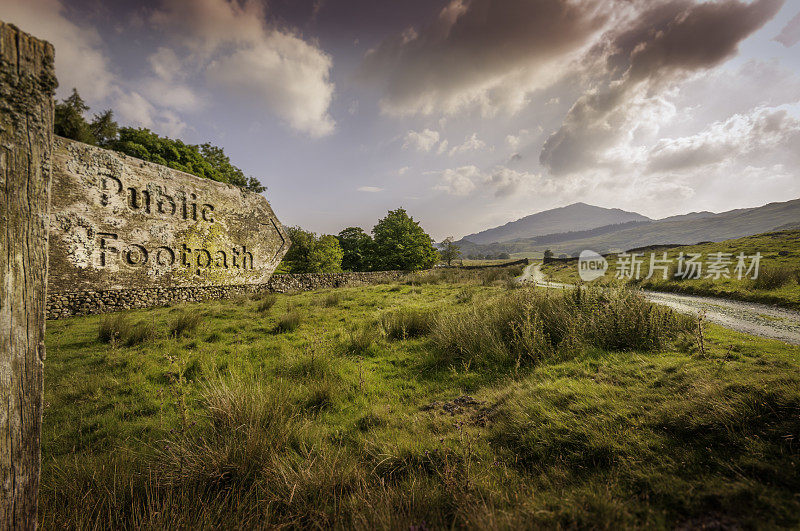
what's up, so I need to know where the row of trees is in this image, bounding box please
[281,208,440,273]
[54,89,264,192]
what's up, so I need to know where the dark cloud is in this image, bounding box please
[360,0,610,115]
[540,0,784,175]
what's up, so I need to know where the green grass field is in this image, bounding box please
[40,267,800,528]
[542,230,800,309]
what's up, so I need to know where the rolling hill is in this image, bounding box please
[459,198,800,257]
[460,202,650,245]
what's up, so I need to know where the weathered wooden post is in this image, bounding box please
[0,21,56,528]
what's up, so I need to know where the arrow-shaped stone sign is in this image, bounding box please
[48,138,290,293]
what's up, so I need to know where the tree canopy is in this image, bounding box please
[371,208,439,271]
[439,237,462,266]
[282,227,344,274]
[53,88,264,193]
[337,227,375,272]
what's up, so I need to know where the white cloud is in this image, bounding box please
[115,91,188,138]
[357,186,384,193]
[403,129,440,152]
[647,104,800,173]
[506,129,530,150]
[397,166,410,176]
[152,0,335,137]
[434,166,479,195]
[448,133,486,156]
[1,0,114,101]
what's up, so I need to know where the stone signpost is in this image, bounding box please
[0,22,56,529]
[48,139,289,295]
[0,19,290,527]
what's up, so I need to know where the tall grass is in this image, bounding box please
[380,308,434,340]
[256,293,278,313]
[170,311,202,338]
[749,264,795,290]
[98,314,155,346]
[431,286,693,368]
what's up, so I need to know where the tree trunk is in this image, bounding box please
[0,21,56,529]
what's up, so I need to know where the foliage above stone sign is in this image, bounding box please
[48,138,290,293]
[54,88,264,192]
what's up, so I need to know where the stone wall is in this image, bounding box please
[46,270,407,319]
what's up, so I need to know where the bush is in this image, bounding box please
[380,308,434,340]
[98,314,133,344]
[170,311,202,338]
[275,310,302,333]
[256,294,278,313]
[749,265,795,290]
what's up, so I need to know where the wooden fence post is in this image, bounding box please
[0,21,56,529]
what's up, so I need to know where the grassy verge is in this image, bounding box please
[542,230,800,309]
[41,277,800,528]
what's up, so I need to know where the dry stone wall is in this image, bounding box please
[46,270,407,319]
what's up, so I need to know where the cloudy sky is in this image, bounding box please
[2,0,799,239]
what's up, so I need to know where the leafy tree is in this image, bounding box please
[54,88,95,144]
[53,88,263,193]
[109,128,265,193]
[498,252,511,259]
[198,143,264,193]
[281,226,343,273]
[90,109,119,146]
[543,249,554,263]
[439,237,461,266]
[337,227,375,272]
[371,208,438,271]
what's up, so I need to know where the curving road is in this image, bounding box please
[517,263,800,345]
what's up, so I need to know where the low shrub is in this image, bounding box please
[169,311,202,338]
[380,308,434,340]
[275,310,302,333]
[256,294,278,313]
[749,265,795,290]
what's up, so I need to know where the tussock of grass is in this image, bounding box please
[255,294,278,313]
[126,321,156,346]
[749,264,795,290]
[380,308,434,340]
[170,311,202,338]
[274,310,302,333]
[322,292,342,307]
[99,314,156,346]
[98,314,133,344]
[343,325,380,356]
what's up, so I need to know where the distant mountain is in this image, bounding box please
[459,198,800,257]
[460,202,651,245]
[657,211,715,223]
